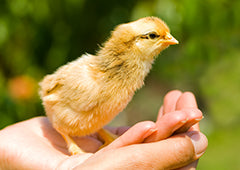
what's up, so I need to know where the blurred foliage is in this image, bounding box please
[0,0,240,169]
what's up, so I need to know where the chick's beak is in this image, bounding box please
[163,32,179,45]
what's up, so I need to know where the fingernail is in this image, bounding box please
[187,131,208,157]
[195,116,204,121]
[181,118,189,124]
[143,127,158,139]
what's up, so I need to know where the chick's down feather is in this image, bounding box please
[39,16,178,154]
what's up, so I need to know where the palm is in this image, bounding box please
[39,117,102,154]
[12,117,126,155]
[1,117,103,169]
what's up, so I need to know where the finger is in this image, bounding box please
[147,108,203,142]
[175,92,202,133]
[176,91,198,110]
[149,132,206,169]
[133,132,207,169]
[156,106,164,120]
[191,123,200,131]
[163,90,182,114]
[185,118,201,132]
[104,126,130,136]
[185,131,208,158]
[174,108,203,134]
[103,121,157,150]
[145,110,188,142]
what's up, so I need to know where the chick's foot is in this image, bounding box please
[98,128,118,150]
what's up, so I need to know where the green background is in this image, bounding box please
[0,0,239,169]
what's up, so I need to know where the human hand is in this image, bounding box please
[146,90,203,142]
[151,90,208,170]
[145,90,207,169]
[0,90,207,170]
[77,90,207,169]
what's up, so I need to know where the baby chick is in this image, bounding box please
[39,16,178,155]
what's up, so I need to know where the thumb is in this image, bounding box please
[74,131,207,170]
[141,131,208,169]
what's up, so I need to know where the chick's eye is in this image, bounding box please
[149,33,159,39]
[140,32,160,40]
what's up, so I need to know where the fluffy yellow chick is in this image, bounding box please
[39,16,178,155]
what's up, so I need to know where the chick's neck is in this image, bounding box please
[93,42,154,92]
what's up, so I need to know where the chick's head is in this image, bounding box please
[132,17,178,58]
[105,17,178,61]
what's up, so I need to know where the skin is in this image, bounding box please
[0,90,207,169]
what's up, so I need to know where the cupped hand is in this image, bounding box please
[80,90,207,170]
[144,90,206,169]
[0,90,207,170]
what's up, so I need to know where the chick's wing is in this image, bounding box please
[40,57,101,113]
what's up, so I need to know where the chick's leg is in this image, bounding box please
[59,132,85,155]
[98,128,118,149]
